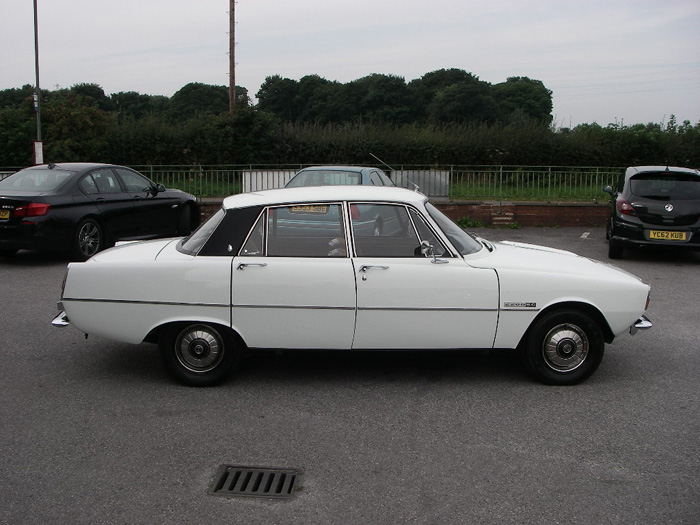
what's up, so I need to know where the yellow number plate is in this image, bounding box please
[649,230,687,241]
[290,205,328,214]
[0,210,10,220]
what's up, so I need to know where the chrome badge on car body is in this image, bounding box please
[665,203,674,212]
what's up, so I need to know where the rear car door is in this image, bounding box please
[231,203,357,349]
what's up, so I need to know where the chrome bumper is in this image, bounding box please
[629,315,652,335]
[52,309,70,328]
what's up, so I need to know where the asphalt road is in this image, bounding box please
[1,228,698,525]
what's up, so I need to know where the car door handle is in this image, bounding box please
[237,262,268,270]
[359,265,389,272]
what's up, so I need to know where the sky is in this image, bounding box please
[1,0,699,128]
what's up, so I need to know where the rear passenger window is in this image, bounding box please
[265,204,347,257]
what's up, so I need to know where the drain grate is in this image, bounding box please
[209,465,301,499]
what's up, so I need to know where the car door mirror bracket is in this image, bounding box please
[420,240,448,264]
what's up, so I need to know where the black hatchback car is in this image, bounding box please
[0,163,199,259]
[604,165,700,259]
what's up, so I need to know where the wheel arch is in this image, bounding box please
[517,301,614,349]
[145,320,247,350]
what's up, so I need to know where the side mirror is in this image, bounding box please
[420,240,448,264]
[603,185,614,195]
[149,184,166,196]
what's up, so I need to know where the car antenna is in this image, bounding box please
[369,152,394,172]
[370,152,420,192]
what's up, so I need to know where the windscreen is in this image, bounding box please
[425,202,483,255]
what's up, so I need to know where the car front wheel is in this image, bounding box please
[524,309,604,385]
[159,323,240,386]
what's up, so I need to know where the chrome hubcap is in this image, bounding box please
[175,326,223,373]
[542,323,588,372]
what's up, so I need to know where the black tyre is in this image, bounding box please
[0,248,18,258]
[74,218,103,260]
[159,323,240,386]
[608,238,623,259]
[524,309,604,385]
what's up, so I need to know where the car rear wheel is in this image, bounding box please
[524,309,604,385]
[74,218,103,260]
[159,323,240,386]
[608,238,623,259]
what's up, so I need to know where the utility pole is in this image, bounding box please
[33,0,43,164]
[229,0,235,114]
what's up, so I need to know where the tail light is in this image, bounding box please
[616,199,636,216]
[14,202,51,218]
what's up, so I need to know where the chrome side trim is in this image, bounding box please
[630,314,653,335]
[357,306,497,313]
[234,304,355,311]
[62,297,227,308]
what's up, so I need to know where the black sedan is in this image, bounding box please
[604,165,700,259]
[0,163,199,259]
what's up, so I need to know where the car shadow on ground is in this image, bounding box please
[238,348,528,386]
[615,247,700,264]
[0,250,72,266]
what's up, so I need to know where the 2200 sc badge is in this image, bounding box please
[53,186,652,386]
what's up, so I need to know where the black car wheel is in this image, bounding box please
[74,218,103,260]
[159,323,241,386]
[607,219,623,259]
[524,309,604,385]
[608,238,623,259]
[0,248,18,258]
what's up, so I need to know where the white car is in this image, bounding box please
[53,186,652,386]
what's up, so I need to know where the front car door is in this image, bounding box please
[350,203,499,349]
[231,203,356,349]
[114,167,177,237]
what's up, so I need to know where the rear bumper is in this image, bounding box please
[52,306,70,328]
[629,315,652,335]
[0,220,72,252]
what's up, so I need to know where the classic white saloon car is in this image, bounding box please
[53,186,652,386]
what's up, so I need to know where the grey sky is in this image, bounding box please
[1,0,698,127]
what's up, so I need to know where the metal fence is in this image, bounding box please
[1,165,623,201]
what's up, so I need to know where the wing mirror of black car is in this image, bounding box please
[148,184,166,196]
[603,185,615,195]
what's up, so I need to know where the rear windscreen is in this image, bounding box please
[0,168,73,191]
[630,173,700,200]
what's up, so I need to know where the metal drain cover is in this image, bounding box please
[209,465,301,499]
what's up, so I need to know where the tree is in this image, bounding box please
[427,76,499,124]
[111,91,169,120]
[256,75,300,121]
[345,74,413,124]
[169,83,229,121]
[493,77,553,124]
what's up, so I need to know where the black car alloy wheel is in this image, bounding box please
[75,218,103,260]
